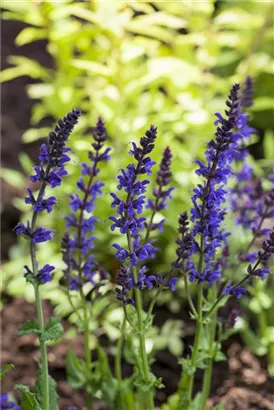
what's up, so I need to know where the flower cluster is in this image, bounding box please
[111,126,171,303]
[188,84,240,285]
[62,117,110,290]
[240,76,254,109]
[13,221,55,244]
[146,146,174,234]
[246,228,274,281]
[225,228,274,298]
[28,108,81,189]
[0,394,20,410]
[14,109,81,283]
[232,180,274,262]
[172,212,194,271]
[231,76,256,162]
[230,77,274,262]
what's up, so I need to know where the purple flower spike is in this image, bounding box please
[15,109,80,284]
[224,229,274,298]
[240,76,254,109]
[230,78,273,277]
[110,126,160,303]
[30,109,81,189]
[146,146,174,235]
[189,84,240,285]
[62,117,111,290]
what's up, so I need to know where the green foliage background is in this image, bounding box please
[1,0,273,326]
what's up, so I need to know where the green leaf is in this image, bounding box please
[128,12,186,30]
[249,297,263,314]
[95,344,118,401]
[15,384,41,410]
[34,370,58,410]
[1,56,50,82]
[214,351,227,362]
[15,28,47,46]
[178,358,195,375]
[18,153,34,176]
[241,326,267,356]
[70,59,114,78]
[97,343,113,380]
[253,97,274,111]
[126,18,174,43]
[263,130,274,160]
[134,372,159,392]
[196,350,211,369]
[22,127,51,143]
[266,327,274,343]
[257,291,272,310]
[0,363,15,381]
[124,334,137,365]
[0,168,25,188]
[214,9,262,29]
[40,317,63,342]
[192,392,203,410]
[148,57,200,88]
[18,320,41,337]
[69,6,100,25]
[211,403,225,410]
[154,376,165,389]
[66,350,86,389]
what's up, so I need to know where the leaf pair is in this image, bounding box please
[18,317,63,342]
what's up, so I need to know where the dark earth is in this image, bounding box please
[1,18,274,410]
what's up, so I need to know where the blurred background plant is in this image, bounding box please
[1,0,274,390]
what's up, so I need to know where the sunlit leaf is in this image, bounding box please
[0,168,25,188]
[22,127,51,143]
[15,27,47,46]
[70,59,114,78]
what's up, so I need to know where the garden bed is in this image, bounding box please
[1,297,274,410]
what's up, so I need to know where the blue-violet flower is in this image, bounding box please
[62,117,110,290]
[14,109,81,283]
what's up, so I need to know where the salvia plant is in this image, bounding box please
[3,80,273,410]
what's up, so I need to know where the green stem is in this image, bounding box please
[188,285,203,400]
[82,297,93,410]
[127,234,154,410]
[203,259,262,323]
[202,295,225,322]
[34,284,49,410]
[200,284,217,410]
[268,343,274,376]
[75,158,99,410]
[115,317,126,381]
[30,179,50,410]
[134,279,154,410]
[115,317,126,410]
[66,290,82,323]
[183,273,198,317]
[178,285,203,409]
